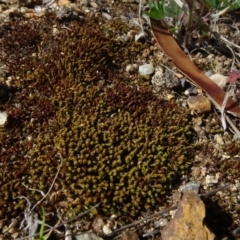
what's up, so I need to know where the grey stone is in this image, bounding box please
[179,182,200,194]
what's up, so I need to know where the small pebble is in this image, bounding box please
[205,174,218,186]
[52,27,60,36]
[91,217,104,234]
[166,94,175,100]
[102,224,112,235]
[230,185,237,192]
[139,63,154,75]
[209,73,227,88]
[214,134,224,145]
[192,167,201,178]
[187,95,211,113]
[75,232,103,240]
[170,209,177,219]
[0,111,7,127]
[216,191,224,197]
[154,218,168,228]
[184,85,198,95]
[205,70,214,77]
[127,30,138,38]
[126,64,138,74]
[102,220,114,235]
[179,182,200,193]
[235,180,240,188]
[193,117,202,126]
[34,5,43,13]
[20,6,28,14]
[90,1,98,8]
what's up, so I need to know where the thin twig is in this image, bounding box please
[15,203,101,240]
[31,152,63,212]
[21,183,46,197]
[142,228,161,238]
[225,115,240,139]
[200,184,231,199]
[221,90,229,130]
[220,35,240,50]
[138,0,144,34]
[104,205,177,238]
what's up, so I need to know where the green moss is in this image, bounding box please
[0,15,197,219]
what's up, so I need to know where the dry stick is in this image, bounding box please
[200,184,231,199]
[225,115,240,138]
[14,203,101,240]
[104,205,178,238]
[221,91,229,130]
[43,219,62,240]
[142,229,161,238]
[138,0,144,34]
[220,35,240,50]
[184,0,195,46]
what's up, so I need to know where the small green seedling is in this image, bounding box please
[145,0,240,45]
[144,0,184,21]
[207,0,240,10]
[144,0,165,20]
[36,207,46,240]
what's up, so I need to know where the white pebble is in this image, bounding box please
[209,73,227,88]
[0,111,7,127]
[139,63,154,75]
[154,218,168,228]
[126,64,138,74]
[205,174,218,186]
[214,134,224,145]
[102,224,112,235]
[34,5,43,13]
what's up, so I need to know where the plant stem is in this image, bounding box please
[184,0,195,46]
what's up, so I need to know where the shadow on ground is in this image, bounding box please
[203,198,235,240]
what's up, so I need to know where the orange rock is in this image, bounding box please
[161,191,215,240]
[187,95,211,113]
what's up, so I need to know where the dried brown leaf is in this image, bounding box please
[150,19,240,117]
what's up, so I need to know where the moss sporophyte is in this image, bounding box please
[0,15,197,218]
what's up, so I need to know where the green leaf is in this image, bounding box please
[207,0,217,8]
[144,11,163,20]
[164,5,183,18]
[39,207,46,240]
[148,0,155,9]
[144,0,165,20]
[167,0,183,14]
